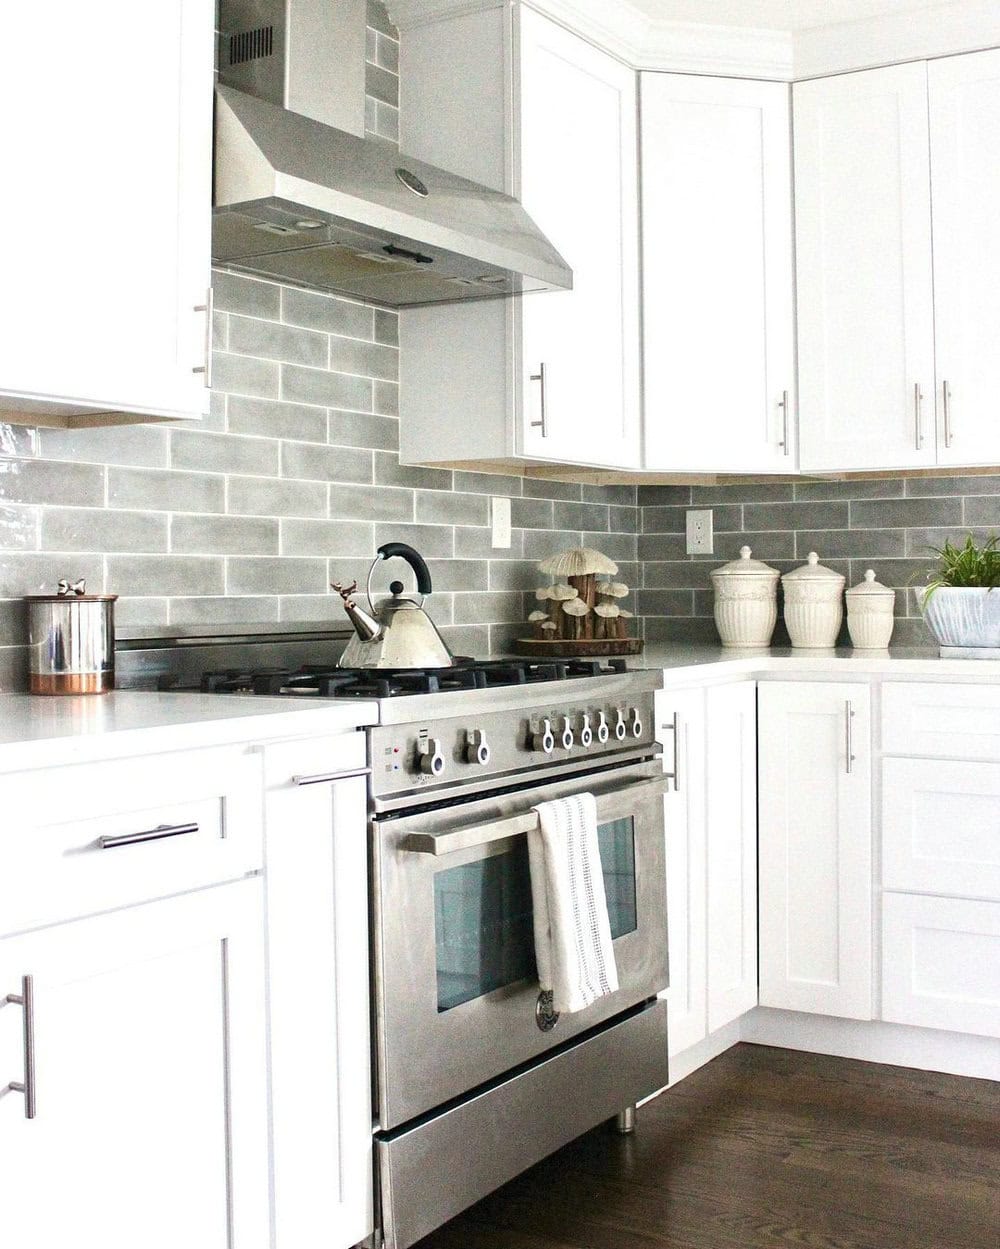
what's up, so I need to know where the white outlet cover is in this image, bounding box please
[685,508,714,555]
[491,496,512,549]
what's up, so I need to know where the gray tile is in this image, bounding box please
[282,442,372,484]
[227,396,328,443]
[905,474,1000,497]
[228,476,327,518]
[438,624,489,656]
[638,533,687,563]
[365,61,398,107]
[279,593,346,623]
[583,484,637,505]
[373,31,399,73]
[202,390,228,433]
[424,560,489,593]
[964,496,1000,528]
[374,310,399,346]
[850,497,962,529]
[454,471,522,497]
[491,622,527,656]
[636,589,696,616]
[109,467,224,514]
[511,497,553,530]
[425,595,454,628]
[114,597,170,628]
[328,336,398,383]
[455,526,523,559]
[637,485,692,506]
[415,490,488,526]
[169,596,281,626]
[642,506,688,534]
[715,531,796,562]
[887,617,934,646]
[453,591,523,625]
[488,560,543,592]
[522,529,579,560]
[172,515,278,556]
[329,409,398,451]
[0,598,28,646]
[697,481,796,504]
[609,505,639,533]
[0,645,27,692]
[367,1,397,38]
[281,519,373,557]
[211,352,280,398]
[39,424,169,469]
[373,381,399,417]
[374,522,453,558]
[375,453,452,491]
[228,316,328,367]
[212,270,281,319]
[583,531,636,562]
[794,529,906,560]
[329,483,412,523]
[905,526,995,556]
[554,501,609,532]
[371,101,399,143]
[282,364,373,411]
[843,558,935,590]
[106,555,224,597]
[643,617,717,644]
[0,424,37,458]
[522,478,582,501]
[42,508,167,553]
[0,458,105,507]
[227,556,328,595]
[171,429,280,476]
[745,501,849,531]
[796,477,904,501]
[281,287,373,339]
[0,506,38,551]
[212,310,228,351]
[633,560,714,590]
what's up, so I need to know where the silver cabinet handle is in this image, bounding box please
[845,700,856,774]
[529,363,548,436]
[777,390,790,456]
[192,286,213,387]
[99,822,199,850]
[914,382,924,450]
[4,975,36,1119]
[292,766,371,787]
[661,712,680,792]
[942,379,953,447]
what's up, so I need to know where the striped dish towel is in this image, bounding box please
[528,792,620,1014]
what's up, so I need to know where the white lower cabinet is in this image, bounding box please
[758,682,873,1020]
[0,882,270,1249]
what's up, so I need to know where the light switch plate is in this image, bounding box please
[491,496,512,549]
[686,508,714,555]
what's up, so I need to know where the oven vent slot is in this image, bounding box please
[229,25,274,66]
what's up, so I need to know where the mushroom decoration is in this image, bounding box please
[593,603,620,640]
[538,549,618,640]
[540,620,558,643]
[561,596,590,640]
[528,610,549,639]
[617,608,635,641]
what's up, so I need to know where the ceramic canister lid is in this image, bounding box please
[782,551,845,583]
[846,569,895,600]
[710,545,780,580]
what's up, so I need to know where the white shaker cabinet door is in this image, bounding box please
[0,883,270,1249]
[518,8,641,468]
[795,64,936,471]
[758,682,873,1019]
[641,75,795,473]
[0,1,213,425]
[929,48,1000,467]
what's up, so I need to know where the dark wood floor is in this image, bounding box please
[416,1043,1000,1249]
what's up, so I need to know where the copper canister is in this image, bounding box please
[25,580,118,695]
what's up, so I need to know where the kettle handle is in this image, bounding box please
[367,543,433,611]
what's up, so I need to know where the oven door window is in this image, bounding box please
[434,816,638,1012]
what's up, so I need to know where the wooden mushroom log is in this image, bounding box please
[616,608,634,640]
[528,610,549,640]
[596,580,629,606]
[561,596,590,640]
[547,584,579,637]
[538,549,618,640]
[593,603,620,640]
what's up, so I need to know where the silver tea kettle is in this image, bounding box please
[333,542,455,669]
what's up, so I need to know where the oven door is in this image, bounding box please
[372,759,668,1130]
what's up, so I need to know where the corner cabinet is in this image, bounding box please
[0,1,213,428]
[397,2,641,470]
[641,75,795,473]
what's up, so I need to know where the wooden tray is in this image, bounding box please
[514,637,644,658]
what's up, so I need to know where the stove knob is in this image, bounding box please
[528,718,555,754]
[417,737,446,776]
[558,716,574,750]
[579,713,594,748]
[614,708,628,742]
[628,706,644,738]
[596,710,610,744]
[464,728,491,766]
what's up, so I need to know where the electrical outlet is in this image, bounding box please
[685,508,714,555]
[491,496,512,549]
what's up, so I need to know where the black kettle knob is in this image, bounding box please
[389,580,405,595]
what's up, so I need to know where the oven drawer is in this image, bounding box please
[377,998,668,1249]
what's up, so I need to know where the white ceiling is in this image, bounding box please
[624,0,954,31]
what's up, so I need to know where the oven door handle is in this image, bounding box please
[403,774,671,857]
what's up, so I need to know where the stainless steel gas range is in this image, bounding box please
[132,637,671,1249]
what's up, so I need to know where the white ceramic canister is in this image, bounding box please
[846,569,896,650]
[710,546,780,647]
[782,552,846,648]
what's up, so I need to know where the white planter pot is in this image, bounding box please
[921,587,1000,649]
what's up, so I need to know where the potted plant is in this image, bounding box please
[918,533,1000,653]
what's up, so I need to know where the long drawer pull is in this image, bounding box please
[293,766,372,787]
[661,712,680,792]
[4,975,36,1119]
[845,700,856,775]
[99,822,199,850]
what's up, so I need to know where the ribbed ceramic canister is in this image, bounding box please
[710,546,780,647]
[782,552,845,648]
[846,569,896,649]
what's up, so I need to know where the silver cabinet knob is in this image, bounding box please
[418,737,446,776]
[579,713,593,748]
[558,716,574,750]
[596,710,610,744]
[464,728,491,766]
[628,706,643,738]
[614,708,628,741]
[529,718,555,754]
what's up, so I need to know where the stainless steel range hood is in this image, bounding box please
[213,1,572,308]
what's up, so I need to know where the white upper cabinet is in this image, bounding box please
[0,1,213,428]
[641,75,795,473]
[398,3,641,470]
[795,64,937,472]
[928,48,1000,466]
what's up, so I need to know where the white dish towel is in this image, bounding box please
[528,792,620,1014]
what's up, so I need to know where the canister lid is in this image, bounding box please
[782,552,845,583]
[710,545,780,579]
[846,568,895,599]
[24,578,118,603]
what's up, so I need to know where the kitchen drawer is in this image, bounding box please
[0,746,264,936]
[883,758,1000,900]
[881,892,1000,1038]
[882,682,1000,759]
